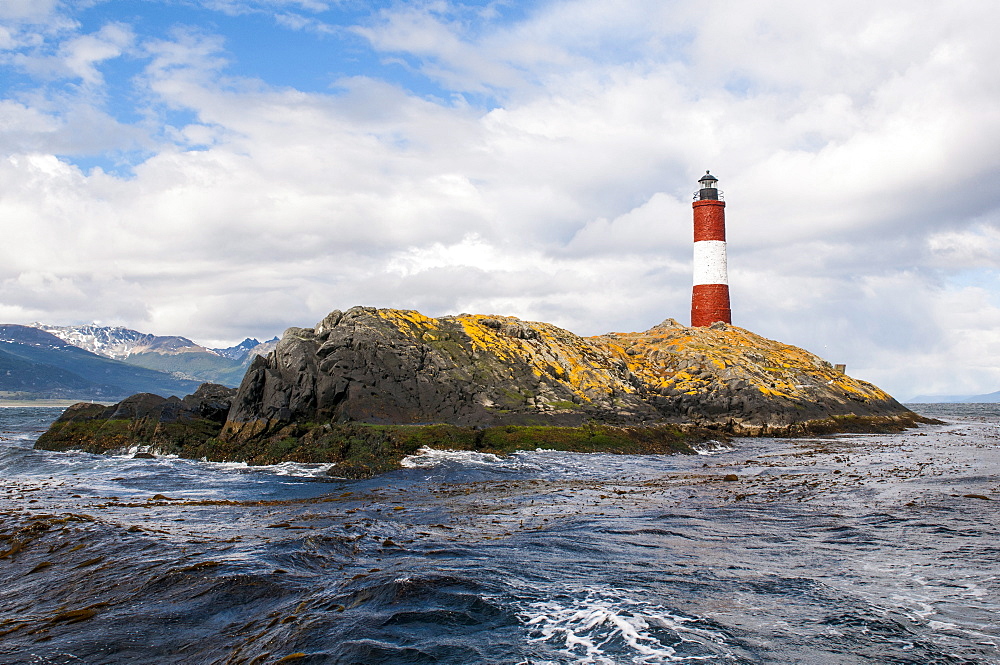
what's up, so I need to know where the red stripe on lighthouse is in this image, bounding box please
[692,200,726,241]
[691,284,731,327]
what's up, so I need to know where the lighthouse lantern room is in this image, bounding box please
[697,172,720,200]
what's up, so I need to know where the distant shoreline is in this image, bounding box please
[0,399,109,408]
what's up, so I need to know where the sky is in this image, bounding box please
[1,0,999,400]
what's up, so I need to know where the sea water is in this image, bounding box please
[0,404,998,664]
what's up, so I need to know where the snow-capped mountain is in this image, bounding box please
[0,324,200,399]
[1,324,76,351]
[212,338,259,360]
[26,323,279,388]
[30,323,214,360]
[212,337,279,361]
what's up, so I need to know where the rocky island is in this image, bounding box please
[36,306,928,476]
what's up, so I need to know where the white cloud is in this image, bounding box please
[1,0,999,399]
[203,0,334,15]
[928,223,1000,269]
[0,1,76,54]
[10,22,132,86]
[0,0,61,23]
[59,22,133,86]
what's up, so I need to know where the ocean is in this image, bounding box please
[1,404,998,664]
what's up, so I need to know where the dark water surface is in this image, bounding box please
[1,404,998,664]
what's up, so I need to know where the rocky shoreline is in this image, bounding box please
[35,306,933,477]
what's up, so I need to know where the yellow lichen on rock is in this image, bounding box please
[370,309,893,415]
[449,314,636,403]
[376,308,439,336]
[269,306,905,430]
[587,321,891,409]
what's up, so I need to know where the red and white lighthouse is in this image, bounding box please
[691,171,732,327]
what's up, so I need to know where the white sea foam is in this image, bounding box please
[928,620,960,631]
[520,589,731,663]
[401,446,517,469]
[403,446,690,481]
[260,461,336,478]
[194,459,336,478]
[0,431,38,444]
[117,444,159,457]
[107,449,336,479]
[691,440,734,455]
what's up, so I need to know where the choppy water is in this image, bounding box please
[1,404,998,664]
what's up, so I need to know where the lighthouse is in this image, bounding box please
[691,171,732,327]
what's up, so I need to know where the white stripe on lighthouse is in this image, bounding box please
[693,240,728,286]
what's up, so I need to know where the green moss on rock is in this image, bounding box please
[37,410,711,479]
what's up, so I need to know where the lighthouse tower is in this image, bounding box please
[691,171,732,326]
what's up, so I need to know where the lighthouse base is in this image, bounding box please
[691,283,731,327]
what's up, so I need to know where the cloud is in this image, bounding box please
[1,0,999,398]
[203,0,335,15]
[0,0,76,55]
[0,0,61,23]
[928,224,1000,269]
[9,22,133,86]
[59,22,133,86]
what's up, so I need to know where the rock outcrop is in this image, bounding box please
[221,306,911,442]
[37,307,928,476]
[36,383,237,455]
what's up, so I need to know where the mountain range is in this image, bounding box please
[0,323,277,401]
[31,323,276,363]
[906,390,1000,403]
[0,325,200,400]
